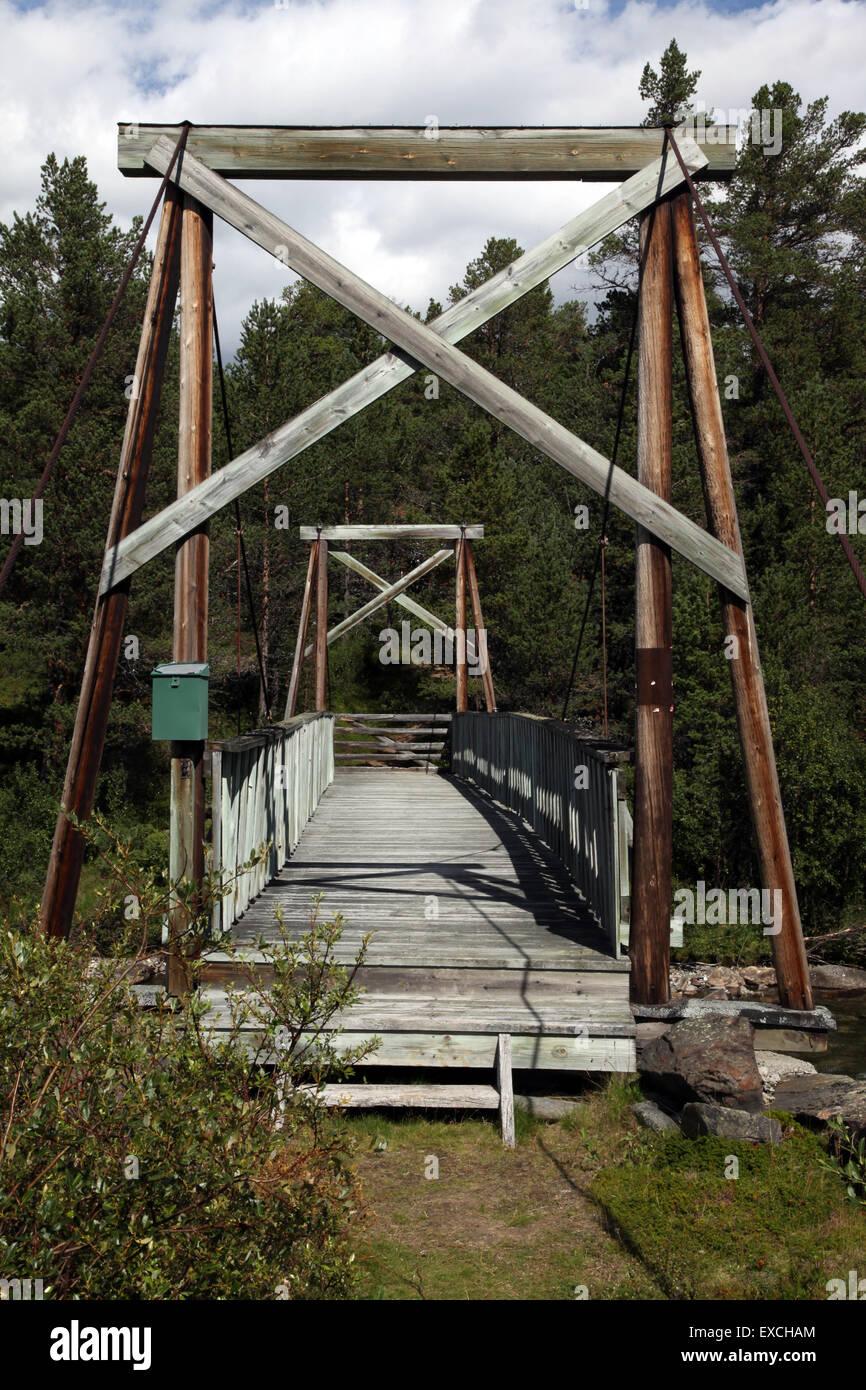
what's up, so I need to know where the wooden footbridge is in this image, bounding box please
[30,122,836,1138]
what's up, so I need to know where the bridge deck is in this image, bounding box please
[202,769,635,1071]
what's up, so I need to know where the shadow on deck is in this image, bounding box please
[201,768,636,1072]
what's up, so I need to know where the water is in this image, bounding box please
[807,993,866,1078]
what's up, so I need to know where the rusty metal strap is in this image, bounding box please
[636,646,673,707]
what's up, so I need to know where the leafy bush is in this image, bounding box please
[0,843,377,1300]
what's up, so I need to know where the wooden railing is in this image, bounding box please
[451,712,631,956]
[209,711,334,937]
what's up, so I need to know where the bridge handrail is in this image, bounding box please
[209,711,335,936]
[451,711,631,956]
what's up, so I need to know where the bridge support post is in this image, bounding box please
[630,199,674,1006]
[465,541,496,712]
[168,195,213,995]
[284,540,318,719]
[670,191,812,1010]
[315,535,328,710]
[456,532,468,711]
[39,186,184,938]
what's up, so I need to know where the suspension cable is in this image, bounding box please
[561,136,671,724]
[665,124,866,604]
[0,122,193,595]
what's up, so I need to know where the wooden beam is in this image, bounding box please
[118,124,738,180]
[284,541,318,719]
[456,537,468,713]
[496,1034,516,1149]
[299,524,483,541]
[465,541,496,712]
[315,537,328,710]
[630,201,674,1007]
[670,190,812,1011]
[39,186,183,938]
[136,137,746,598]
[169,195,213,996]
[102,141,739,593]
[329,549,480,667]
[304,548,453,656]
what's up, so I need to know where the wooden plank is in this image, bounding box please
[303,1084,501,1109]
[101,141,740,594]
[670,190,812,1012]
[304,548,453,656]
[496,1034,515,1148]
[205,1024,637,1072]
[284,541,317,719]
[300,524,483,540]
[335,741,446,751]
[135,137,747,599]
[630,201,673,1007]
[39,185,184,938]
[337,712,452,721]
[118,124,738,180]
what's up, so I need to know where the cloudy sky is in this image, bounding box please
[2,0,864,354]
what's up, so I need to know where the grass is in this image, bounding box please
[338,1077,865,1301]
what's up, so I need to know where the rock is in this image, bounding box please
[638,1014,763,1112]
[680,1102,782,1143]
[756,1050,817,1106]
[632,1099,680,1133]
[773,1073,866,1139]
[742,966,776,991]
[514,1095,579,1121]
[808,963,866,996]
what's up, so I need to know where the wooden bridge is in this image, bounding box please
[199,713,635,1082]
[35,119,830,1133]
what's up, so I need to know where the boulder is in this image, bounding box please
[773,1073,866,1139]
[680,1103,782,1143]
[756,1049,817,1106]
[638,1014,763,1112]
[632,1099,680,1134]
[808,963,866,996]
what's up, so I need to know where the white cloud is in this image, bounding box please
[1,0,864,357]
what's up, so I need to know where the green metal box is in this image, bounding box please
[151,662,210,741]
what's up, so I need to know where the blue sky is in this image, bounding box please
[1,0,863,353]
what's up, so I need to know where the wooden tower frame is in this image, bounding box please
[39,122,811,1012]
[285,524,495,718]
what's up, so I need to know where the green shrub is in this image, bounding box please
[0,845,376,1299]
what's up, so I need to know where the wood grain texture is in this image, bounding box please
[629,202,674,1006]
[40,186,184,938]
[465,541,495,712]
[118,124,737,180]
[315,538,328,709]
[284,541,318,719]
[131,137,746,597]
[102,141,748,597]
[455,536,467,712]
[496,1034,516,1148]
[168,196,213,996]
[670,190,812,1011]
[300,524,483,540]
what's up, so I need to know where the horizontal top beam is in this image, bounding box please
[298,524,483,541]
[117,124,738,180]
